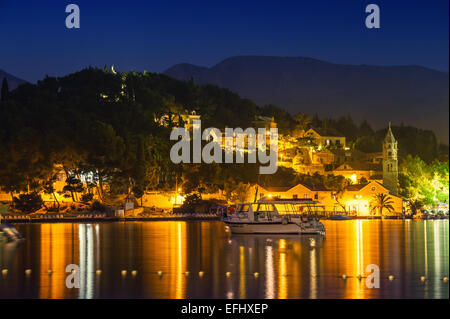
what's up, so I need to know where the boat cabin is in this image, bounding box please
[234,198,321,221]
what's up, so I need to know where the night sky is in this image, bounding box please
[0,0,448,83]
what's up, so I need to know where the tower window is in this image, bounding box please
[388,151,392,156]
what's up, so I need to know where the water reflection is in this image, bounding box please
[0,220,448,299]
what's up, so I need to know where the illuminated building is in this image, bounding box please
[253,180,403,216]
[303,128,346,149]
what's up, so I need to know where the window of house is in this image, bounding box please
[314,193,318,200]
[304,194,309,199]
[293,194,298,199]
[335,140,340,145]
[371,187,376,191]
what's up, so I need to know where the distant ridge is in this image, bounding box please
[165,56,449,143]
[0,68,27,90]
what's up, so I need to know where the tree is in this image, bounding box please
[359,177,369,184]
[224,180,251,204]
[132,185,144,206]
[399,155,448,206]
[407,199,424,215]
[13,192,44,214]
[359,120,374,136]
[181,193,202,209]
[293,112,312,136]
[63,176,84,202]
[325,174,349,213]
[43,177,60,211]
[1,77,8,101]
[370,193,394,216]
[81,193,94,203]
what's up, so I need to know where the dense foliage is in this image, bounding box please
[0,68,448,210]
[399,155,449,208]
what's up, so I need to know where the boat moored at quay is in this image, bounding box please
[222,197,326,235]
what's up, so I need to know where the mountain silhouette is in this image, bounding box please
[165,56,449,143]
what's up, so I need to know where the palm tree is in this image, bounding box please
[370,193,395,216]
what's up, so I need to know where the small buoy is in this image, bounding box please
[1,269,8,276]
[253,272,259,278]
[157,271,163,276]
[226,272,231,277]
[185,271,190,276]
[443,277,448,283]
[131,270,138,276]
[388,275,394,281]
[357,274,362,280]
[420,276,426,281]
[96,270,102,275]
[121,270,127,276]
[342,274,347,280]
[25,269,32,275]
[199,271,204,277]
[47,270,53,275]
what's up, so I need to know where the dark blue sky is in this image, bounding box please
[1,0,448,82]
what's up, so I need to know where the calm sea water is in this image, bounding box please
[0,220,448,299]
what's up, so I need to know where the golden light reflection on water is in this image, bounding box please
[39,223,72,299]
[239,246,246,299]
[277,239,287,299]
[1,220,448,299]
[265,244,275,299]
[309,238,317,299]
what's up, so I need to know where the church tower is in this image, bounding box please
[383,122,398,195]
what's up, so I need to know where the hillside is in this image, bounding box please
[165,56,449,143]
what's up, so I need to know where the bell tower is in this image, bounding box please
[383,122,398,195]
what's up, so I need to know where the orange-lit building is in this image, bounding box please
[253,180,403,216]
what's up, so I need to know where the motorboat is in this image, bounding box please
[222,197,326,235]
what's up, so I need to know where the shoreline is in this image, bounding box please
[0,215,221,223]
[1,216,446,223]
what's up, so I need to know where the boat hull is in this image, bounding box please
[224,221,324,235]
[329,215,353,220]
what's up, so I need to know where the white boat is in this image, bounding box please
[223,198,326,235]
